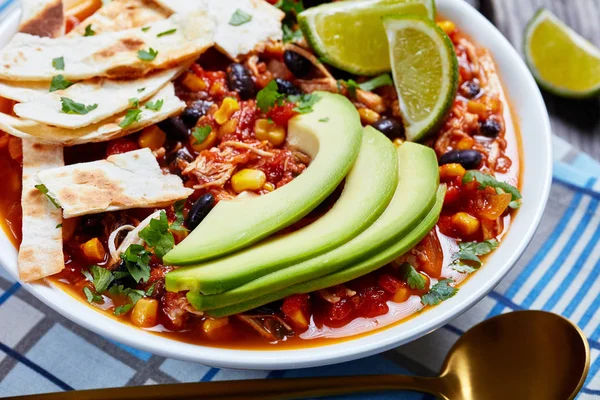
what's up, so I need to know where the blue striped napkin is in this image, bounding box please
[0,0,598,398]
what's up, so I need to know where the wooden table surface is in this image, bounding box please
[464,0,600,159]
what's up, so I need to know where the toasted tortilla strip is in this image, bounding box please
[0,80,48,102]
[155,0,283,59]
[14,64,186,128]
[67,0,169,37]
[0,11,215,81]
[0,83,184,145]
[18,141,65,281]
[20,0,65,38]
[38,148,193,218]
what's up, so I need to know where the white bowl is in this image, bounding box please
[0,0,552,369]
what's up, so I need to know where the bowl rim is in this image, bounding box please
[0,0,553,370]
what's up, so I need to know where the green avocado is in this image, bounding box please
[163,92,363,265]
[166,127,398,294]
[186,142,440,311]
[195,185,446,318]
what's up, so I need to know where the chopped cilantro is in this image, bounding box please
[84,24,95,36]
[338,79,359,98]
[170,199,188,232]
[229,9,253,26]
[421,279,458,306]
[83,287,103,304]
[114,304,134,316]
[34,184,60,208]
[55,223,62,229]
[358,74,393,92]
[275,0,304,14]
[137,87,146,93]
[282,24,303,43]
[401,263,427,291]
[49,75,74,92]
[82,265,114,293]
[60,97,98,115]
[139,211,174,258]
[289,93,320,114]
[141,26,150,32]
[146,282,156,297]
[52,57,64,71]
[145,99,164,111]
[192,126,212,144]
[451,239,499,273]
[119,108,142,128]
[157,28,177,37]
[120,244,151,283]
[137,48,158,61]
[318,117,329,123]
[256,80,284,112]
[463,170,522,209]
[128,98,139,108]
[109,285,145,303]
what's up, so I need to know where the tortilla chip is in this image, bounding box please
[0,10,215,81]
[20,0,65,38]
[13,64,186,129]
[18,140,65,282]
[68,0,169,37]
[0,83,184,145]
[38,148,193,218]
[155,0,283,59]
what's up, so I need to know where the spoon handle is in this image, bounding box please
[20,375,445,400]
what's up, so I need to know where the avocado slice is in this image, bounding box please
[194,185,446,318]
[166,127,398,294]
[163,92,363,265]
[186,142,440,310]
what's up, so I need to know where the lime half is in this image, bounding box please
[383,15,458,142]
[525,8,600,98]
[298,0,435,75]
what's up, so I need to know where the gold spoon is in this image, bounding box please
[20,310,589,400]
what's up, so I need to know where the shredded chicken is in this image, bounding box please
[183,146,253,190]
[220,141,274,157]
[356,89,386,113]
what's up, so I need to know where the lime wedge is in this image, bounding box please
[298,0,435,75]
[383,15,458,142]
[524,8,600,98]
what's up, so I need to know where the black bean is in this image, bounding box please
[303,0,328,8]
[479,117,502,138]
[283,50,313,78]
[81,214,104,236]
[439,150,483,169]
[371,118,405,139]
[460,80,480,99]
[158,116,189,140]
[181,100,213,128]
[275,78,302,95]
[227,63,256,100]
[186,193,215,231]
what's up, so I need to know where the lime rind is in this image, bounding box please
[524,8,600,98]
[383,14,459,142]
[298,0,436,76]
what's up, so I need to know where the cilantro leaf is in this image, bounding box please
[109,285,145,303]
[229,9,252,26]
[170,199,188,232]
[120,244,151,283]
[128,98,139,108]
[421,279,458,306]
[114,304,134,316]
[82,265,114,293]
[288,93,320,114]
[451,239,498,272]
[34,184,61,208]
[119,108,142,128]
[256,80,284,112]
[137,48,158,61]
[157,28,177,37]
[145,99,164,111]
[55,223,62,229]
[83,287,103,304]
[401,263,427,291]
[60,97,98,115]
[339,79,359,98]
[52,57,65,71]
[139,211,174,258]
[275,0,304,15]
[49,75,74,92]
[84,24,95,36]
[358,74,393,92]
[192,126,212,145]
[318,117,329,123]
[137,87,146,93]
[282,24,303,43]
[463,171,522,209]
[141,26,150,32]
[145,282,156,297]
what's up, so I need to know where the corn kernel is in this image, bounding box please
[231,169,266,193]
[393,138,404,147]
[254,119,287,146]
[80,238,106,263]
[213,98,240,125]
[202,317,229,340]
[358,108,380,125]
[130,298,159,327]
[8,137,21,160]
[190,129,218,152]
[437,20,456,35]
[181,72,206,92]
[138,126,166,151]
[467,100,488,118]
[456,136,474,150]
[439,163,466,180]
[451,212,481,236]
[263,182,275,192]
[483,96,501,113]
[218,118,238,137]
[392,287,411,303]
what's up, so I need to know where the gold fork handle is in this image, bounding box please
[17,375,446,400]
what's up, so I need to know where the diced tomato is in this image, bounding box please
[327,298,354,322]
[473,189,512,220]
[281,294,310,329]
[415,230,444,279]
[106,139,138,156]
[378,273,402,294]
[267,102,298,126]
[355,287,389,318]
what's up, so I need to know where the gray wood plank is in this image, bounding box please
[483,0,600,159]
